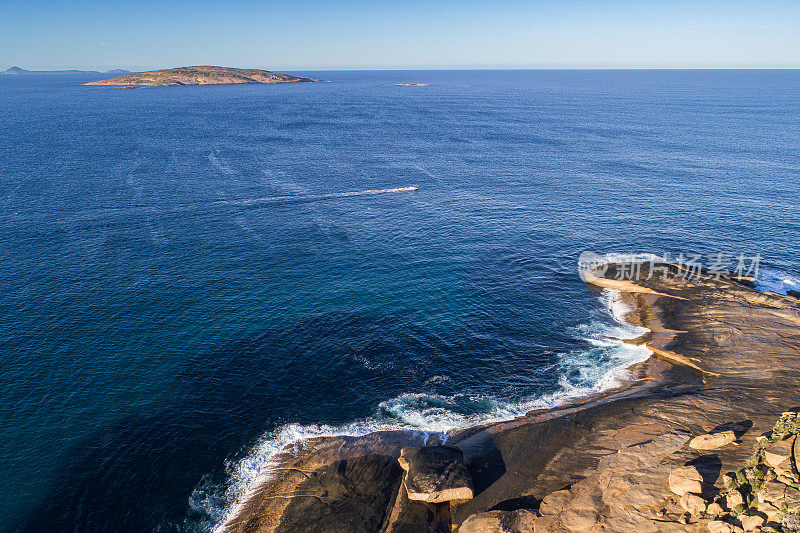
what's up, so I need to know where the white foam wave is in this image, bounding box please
[754,268,800,295]
[192,289,651,532]
[196,419,420,532]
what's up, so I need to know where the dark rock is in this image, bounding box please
[398,446,475,503]
[275,454,402,533]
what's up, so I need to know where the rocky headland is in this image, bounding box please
[83,66,322,86]
[221,261,800,532]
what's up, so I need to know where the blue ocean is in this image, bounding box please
[1,70,799,532]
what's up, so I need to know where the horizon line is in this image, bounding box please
[5,65,800,73]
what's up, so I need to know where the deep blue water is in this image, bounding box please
[1,70,799,532]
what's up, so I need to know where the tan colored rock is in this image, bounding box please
[764,436,795,467]
[706,502,725,517]
[726,489,745,510]
[721,472,738,490]
[707,520,733,533]
[774,461,797,481]
[689,430,737,450]
[757,500,781,521]
[680,492,707,516]
[458,509,537,533]
[740,514,765,531]
[669,465,704,495]
[785,484,800,513]
[559,508,599,532]
[537,488,572,516]
[758,480,787,504]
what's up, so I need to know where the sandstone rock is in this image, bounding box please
[398,445,474,503]
[558,508,599,532]
[669,465,704,495]
[596,430,690,470]
[537,488,572,516]
[757,501,782,521]
[764,436,795,467]
[726,489,745,510]
[690,430,737,450]
[681,492,707,516]
[758,480,787,505]
[784,485,800,513]
[740,514,765,531]
[678,511,691,524]
[721,472,738,490]
[707,520,733,533]
[706,502,725,517]
[458,509,537,533]
[774,461,797,481]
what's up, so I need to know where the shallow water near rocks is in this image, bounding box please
[1,70,799,531]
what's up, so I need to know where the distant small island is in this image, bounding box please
[83,66,323,86]
[2,67,130,75]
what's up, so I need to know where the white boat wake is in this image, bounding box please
[234,185,419,207]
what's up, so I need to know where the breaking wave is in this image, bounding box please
[754,268,800,295]
[189,289,651,532]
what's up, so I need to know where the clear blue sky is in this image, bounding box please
[2,0,799,70]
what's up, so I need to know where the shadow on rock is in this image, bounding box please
[711,419,753,439]
[685,455,723,497]
[489,495,542,512]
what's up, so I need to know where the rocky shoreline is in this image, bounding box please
[221,261,800,532]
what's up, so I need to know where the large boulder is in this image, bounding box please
[725,489,745,510]
[680,492,707,516]
[706,520,735,533]
[458,509,537,533]
[689,430,737,450]
[765,436,795,468]
[669,465,704,495]
[785,485,800,514]
[758,480,787,505]
[398,446,474,503]
[740,513,765,531]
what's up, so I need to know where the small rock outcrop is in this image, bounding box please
[765,436,796,468]
[669,465,705,495]
[398,445,475,503]
[681,492,708,516]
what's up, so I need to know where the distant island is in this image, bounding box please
[2,67,130,75]
[83,66,323,86]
